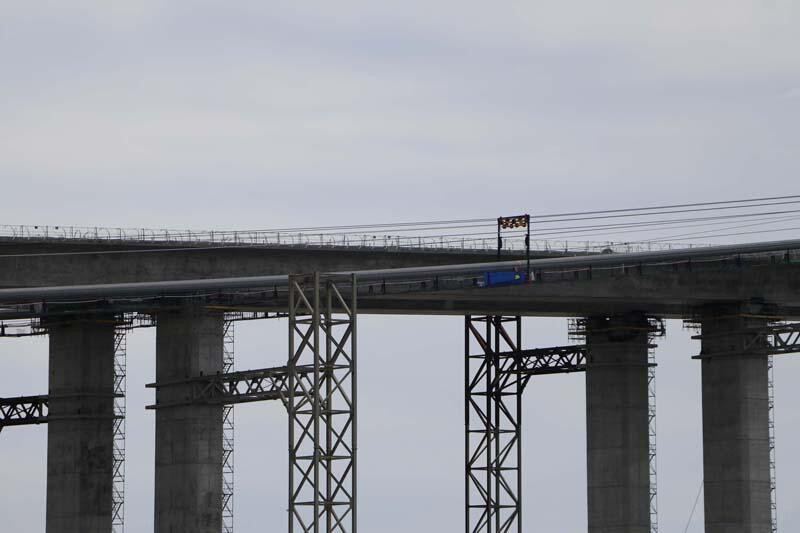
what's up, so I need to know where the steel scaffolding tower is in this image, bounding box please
[465,315,522,533]
[112,327,127,533]
[647,344,658,533]
[288,274,357,533]
[768,354,777,532]
[222,318,235,533]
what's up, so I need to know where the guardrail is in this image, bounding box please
[0,224,707,255]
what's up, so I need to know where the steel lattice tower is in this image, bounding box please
[222,318,235,533]
[287,274,357,533]
[465,315,523,533]
[112,327,127,533]
[648,344,658,533]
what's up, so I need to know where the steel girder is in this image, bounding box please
[692,321,800,358]
[465,315,523,533]
[145,365,304,408]
[288,274,357,533]
[0,395,48,431]
[518,345,587,382]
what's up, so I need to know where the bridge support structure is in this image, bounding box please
[695,311,773,533]
[464,316,591,533]
[582,315,658,533]
[222,318,235,533]
[465,315,523,533]
[46,316,117,533]
[154,308,224,533]
[287,273,358,533]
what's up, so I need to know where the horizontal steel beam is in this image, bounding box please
[146,365,314,409]
[692,322,800,358]
[519,345,588,377]
[0,395,48,431]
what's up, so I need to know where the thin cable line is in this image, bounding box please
[684,479,704,533]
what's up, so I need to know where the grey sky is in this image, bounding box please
[1,1,800,531]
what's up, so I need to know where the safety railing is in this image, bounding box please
[0,224,708,255]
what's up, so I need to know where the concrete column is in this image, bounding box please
[154,308,223,533]
[585,315,650,533]
[700,312,771,533]
[46,317,116,533]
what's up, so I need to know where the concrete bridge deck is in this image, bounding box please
[1,238,798,320]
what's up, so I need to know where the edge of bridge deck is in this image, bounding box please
[0,237,797,304]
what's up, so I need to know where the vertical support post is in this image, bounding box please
[699,311,771,533]
[154,308,224,533]
[112,326,127,533]
[288,273,357,532]
[584,315,651,533]
[46,316,116,533]
[222,318,235,533]
[465,315,522,533]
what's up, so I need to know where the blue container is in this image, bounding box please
[484,270,527,287]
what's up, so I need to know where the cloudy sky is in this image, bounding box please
[1,1,799,531]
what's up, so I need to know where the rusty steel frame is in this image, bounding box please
[288,273,357,533]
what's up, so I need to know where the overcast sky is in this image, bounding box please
[1,1,799,531]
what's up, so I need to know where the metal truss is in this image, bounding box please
[465,315,522,533]
[691,321,800,358]
[112,328,127,532]
[288,273,357,533]
[648,344,658,533]
[222,318,235,533]
[765,322,800,356]
[0,395,48,431]
[145,365,305,409]
[517,345,587,380]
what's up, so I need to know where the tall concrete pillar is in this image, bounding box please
[585,315,650,533]
[700,311,771,533]
[46,317,116,533]
[154,308,223,533]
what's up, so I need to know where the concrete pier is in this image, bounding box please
[585,315,650,533]
[46,317,116,533]
[700,312,771,533]
[154,308,223,533]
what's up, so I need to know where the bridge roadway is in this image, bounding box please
[0,238,798,319]
[1,237,799,533]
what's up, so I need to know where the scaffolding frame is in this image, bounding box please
[465,315,522,533]
[222,318,235,533]
[768,354,777,532]
[111,327,127,533]
[288,273,357,533]
[647,343,658,533]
